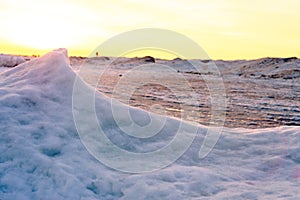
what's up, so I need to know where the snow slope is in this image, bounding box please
[0,49,300,199]
[0,67,10,74]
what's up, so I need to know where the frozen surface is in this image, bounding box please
[0,50,300,199]
[70,56,300,128]
[0,54,26,68]
[0,54,27,74]
[0,67,10,73]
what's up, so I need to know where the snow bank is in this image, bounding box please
[0,49,300,199]
[0,54,26,68]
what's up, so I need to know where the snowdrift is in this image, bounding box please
[0,49,300,199]
[0,54,26,68]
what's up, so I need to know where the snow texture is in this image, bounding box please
[0,54,26,68]
[0,49,300,199]
[69,56,300,128]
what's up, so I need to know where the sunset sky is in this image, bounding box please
[1,0,299,59]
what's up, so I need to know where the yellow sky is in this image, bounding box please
[0,0,299,59]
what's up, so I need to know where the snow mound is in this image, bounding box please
[0,54,26,68]
[0,49,300,199]
[235,57,300,79]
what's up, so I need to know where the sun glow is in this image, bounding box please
[5,20,76,50]
[1,0,300,59]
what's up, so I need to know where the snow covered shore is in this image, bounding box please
[70,56,300,128]
[0,49,299,199]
